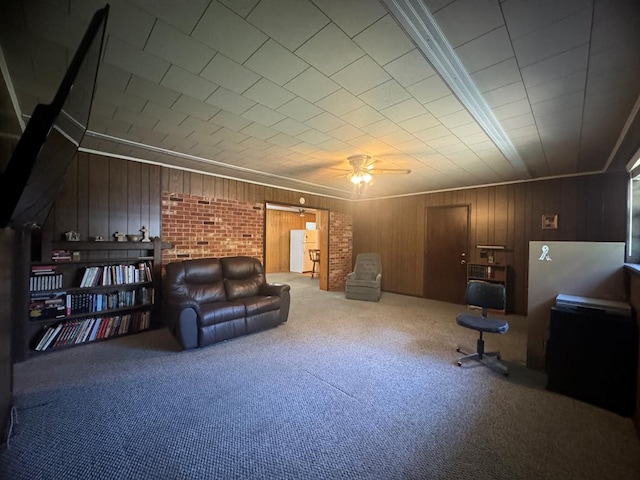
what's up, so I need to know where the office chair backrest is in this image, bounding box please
[465,281,506,315]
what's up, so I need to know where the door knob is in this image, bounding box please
[460,259,466,264]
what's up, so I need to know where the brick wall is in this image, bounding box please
[161,192,264,264]
[328,211,353,291]
[161,191,353,291]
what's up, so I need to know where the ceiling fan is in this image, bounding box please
[345,154,411,187]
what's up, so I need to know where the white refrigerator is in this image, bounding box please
[290,230,317,273]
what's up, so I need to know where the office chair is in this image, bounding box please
[309,249,320,279]
[456,280,509,375]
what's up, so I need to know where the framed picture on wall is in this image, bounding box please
[542,214,558,230]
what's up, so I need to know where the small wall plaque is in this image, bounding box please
[542,214,558,230]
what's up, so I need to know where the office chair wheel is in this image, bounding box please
[457,361,462,366]
[456,347,461,353]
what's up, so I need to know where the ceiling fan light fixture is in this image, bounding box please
[348,171,372,185]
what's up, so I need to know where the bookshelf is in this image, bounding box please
[467,263,509,313]
[14,237,171,361]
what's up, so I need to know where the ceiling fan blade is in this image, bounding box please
[369,168,411,175]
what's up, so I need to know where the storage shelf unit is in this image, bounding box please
[14,237,171,361]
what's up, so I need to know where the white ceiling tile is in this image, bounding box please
[104,36,170,83]
[267,133,302,147]
[277,97,324,122]
[145,20,215,74]
[424,95,464,117]
[520,44,589,88]
[361,119,400,137]
[126,75,180,108]
[398,112,440,133]
[513,9,592,68]
[454,27,514,74]
[384,49,436,87]
[413,124,450,142]
[340,105,385,128]
[461,132,492,146]
[284,67,340,102]
[331,56,390,95]
[271,118,311,136]
[378,129,415,145]
[247,0,329,50]
[327,124,365,142]
[433,0,504,48]
[94,88,147,113]
[438,109,474,129]
[113,107,157,129]
[297,128,333,145]
[407,75,452,104]
[153,119,193,137]
[469,58,522,93]
[130,0,209,33]
[244,78,296,109]
[491,98,533,121]
[395,138,435,156]
[295,23,365,76]
[96,63,132,92]
[104,2,155,49]
[305,112,346,132]
[313,0,386,37]
[210,127,249,144]
[315,89,365,116]
[205,87,256,114]
[200,53,261,95]
[482,81,528,108]
[141,102,187,125]
[381,98,428,123]
[241,104,286,126]
[192,1,267,63]
[240,123,279,141]
[358,79,411,110]
[160,65,218,101]
[171,95,220,121]
[499,111,535,130]
[218,0,260,18]
[289,142,321,155]
[353,14,414,66]
[180,116,221,136]
[211,110,254,131]
[244,39,309,85]
[449,122,483,137]
[316,138,351,152]
[502,0,589,40]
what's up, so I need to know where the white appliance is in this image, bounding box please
[290,230,317,273]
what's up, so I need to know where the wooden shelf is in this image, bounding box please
[14,235,172,361]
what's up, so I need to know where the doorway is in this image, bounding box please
[424,205,469,304]
[264,203,329,291]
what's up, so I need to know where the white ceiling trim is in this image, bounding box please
[382,0,531,178]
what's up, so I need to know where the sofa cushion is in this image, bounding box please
[233,295,281,316]
[166,258,226,304]
[221,256,265,300]
[199,302,245,326]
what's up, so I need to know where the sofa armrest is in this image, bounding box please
[375,273,382,286]
[259,283,291,297]
[259,283,291,323]
[346,272,356,281]
[163,295,202,350]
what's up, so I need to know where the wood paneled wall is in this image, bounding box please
[353,172,628,314]
[43,152,162,258]
[162,168,351,214]
[265,209,315,273]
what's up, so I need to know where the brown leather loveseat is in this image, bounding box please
[163,256,290,349]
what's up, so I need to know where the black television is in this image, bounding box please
[0,5,109,230]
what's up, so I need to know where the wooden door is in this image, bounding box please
[424,205,469,304]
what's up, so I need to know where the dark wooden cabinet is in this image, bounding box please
[14,238,169,361]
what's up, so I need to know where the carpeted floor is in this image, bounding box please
[1,272,639,480]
